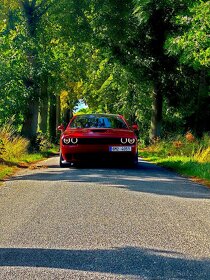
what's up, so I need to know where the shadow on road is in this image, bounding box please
[9,159,210,200]
[0,246,209,279]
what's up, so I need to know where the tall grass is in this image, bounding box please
[139,132,210,184]
[0,123,58,182]
[0,123,29,163]
[193,134,210,162]
[142,132,210,161]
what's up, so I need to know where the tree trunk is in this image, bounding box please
[20,2,40,140]
[63,108,72,128]
[49,92,57,142]
[20,1,54,140]
[39,78,49,133]
[56,94,61,137]
[39,99,48,134]
[195,69,207,136]
[21,99,39,139]
[150,84,163,142]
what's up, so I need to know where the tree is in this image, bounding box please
[166,1,210,69]
[19,0,59,139]
[1,0,209,142]
[0,0,83,139]
[85,0,183,139]
[0,1,59,138]
[0,12,30,127]
[165,0,210,135]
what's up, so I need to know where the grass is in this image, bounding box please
[0,123,58,182]
[18,148,58,163]
[0,165,15,181]
[139,133,210,186]
[0,148,58,182]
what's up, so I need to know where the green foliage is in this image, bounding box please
[87,0,201,140]
[166,1,210,70]
[30,132,52,152]
[0,0,209,144]
[76,107,94,115]
[0,0,86,138]
[0,21,30,126]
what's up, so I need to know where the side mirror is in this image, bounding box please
[57,124,65,132]
[132,124,139,138]
[132,124,139,131]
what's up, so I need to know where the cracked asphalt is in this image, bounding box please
[0,157,210,279]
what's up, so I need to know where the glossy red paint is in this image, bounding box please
[58,114,138,167]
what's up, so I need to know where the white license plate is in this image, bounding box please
[109,146,132,152]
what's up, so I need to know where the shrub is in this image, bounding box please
[30,132,52,152]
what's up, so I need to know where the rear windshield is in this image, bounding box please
[70,115,128,129]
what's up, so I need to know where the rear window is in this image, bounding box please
[70,115,128,129]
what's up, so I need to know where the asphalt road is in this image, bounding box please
[0,157,210,280]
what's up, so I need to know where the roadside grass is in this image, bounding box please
[0,165,15,181]
[139,133,210,186]
[0,148,58,182]
[0,123,58,182]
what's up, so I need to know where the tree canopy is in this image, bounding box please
[0,0,209,142]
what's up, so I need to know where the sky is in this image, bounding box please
[74,99,88,112]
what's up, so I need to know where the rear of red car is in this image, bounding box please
[59,114,138,166]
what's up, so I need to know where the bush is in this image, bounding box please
[30,132,52,152]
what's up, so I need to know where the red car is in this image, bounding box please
[58,114,139,167]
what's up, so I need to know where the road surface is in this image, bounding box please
[0,157,210,279]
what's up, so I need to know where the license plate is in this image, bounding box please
[109,146,132,152]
